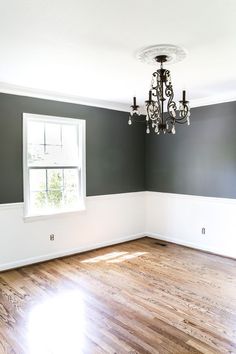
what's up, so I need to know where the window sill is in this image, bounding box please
[23,204,86,222]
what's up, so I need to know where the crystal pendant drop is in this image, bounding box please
[146,125,150,134]
[172,125,176,134]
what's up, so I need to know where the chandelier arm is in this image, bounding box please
[175,119,190,124]
[165,115,175,123]
[175,115,188,121]
[165,115,175,131]
[175,115,190,123]
[165,79,177,119]
[175,104,190,123]
[151,72,162,119]
[146,103,161,121]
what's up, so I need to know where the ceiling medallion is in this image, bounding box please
[128,44,190,135]
[136,44,187,65]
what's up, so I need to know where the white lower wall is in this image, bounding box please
[146,191,236,259]
[1,190,236,271]
[0,192,145,271]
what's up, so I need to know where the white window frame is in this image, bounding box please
[23,113,86,220]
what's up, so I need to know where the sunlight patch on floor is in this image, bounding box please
[81,251,148,264]
[107,251,147,263]
[81,251,128,263]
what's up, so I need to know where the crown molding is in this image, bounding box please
[0,82,130,113]
[190,95,236,109]
[0,81,235,113]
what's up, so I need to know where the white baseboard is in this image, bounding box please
[0,233,144,271]
[145,232,236,259]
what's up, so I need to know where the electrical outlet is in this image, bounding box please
[201,227,206,235]
[50,234,55,241]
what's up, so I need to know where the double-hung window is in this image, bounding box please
[23,113,86,218]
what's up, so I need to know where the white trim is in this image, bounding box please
[145,232,236,260]
[23,114,29,216]
[0,233,144,271]
[0,82,129,112]
[0,192,146,211]
[80,119,86,207]
[189,94,236,109]
[23,204,86,222]
[87,191,146,201]
[0,202,23,210]
[146,191,236,205]
[0,81,236,113]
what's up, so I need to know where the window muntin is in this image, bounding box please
[23,114,86,217]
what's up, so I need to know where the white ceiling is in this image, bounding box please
[0,0,235,111]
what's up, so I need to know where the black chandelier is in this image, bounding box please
[128,55,190,135]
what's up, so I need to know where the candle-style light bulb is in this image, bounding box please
[149,90,152,102]
[128,96,140,126]
[132,96,140,116]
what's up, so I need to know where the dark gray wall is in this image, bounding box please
[0,93,145,204]
[145,101,236,199]
[1,93,236,204]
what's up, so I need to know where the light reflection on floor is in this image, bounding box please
[81,251,147,264]
[81,251,128,263]
[26,251,148,353]
[27,290,86,354]
[107,252,147,263]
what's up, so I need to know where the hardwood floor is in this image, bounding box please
[0,237,236,354]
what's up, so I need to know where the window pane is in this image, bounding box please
[28,168,79,212]
[45,123,61,145]
[29,169,46,191]
[47,169,63,190]
[61,125,79,165]
[64,169,79,190]
[45,145,63,166]
[31,191,47,209]
[47,188,63,208]
[63,189,78,206]
[64,169,79,206]
[28,121,44,145]
[28,144,45,165]
[62,125,77,150]
[28,122,79,167]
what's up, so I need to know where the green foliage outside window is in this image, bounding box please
[36,171,63,208]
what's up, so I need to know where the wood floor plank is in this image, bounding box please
[0,237,236,353]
